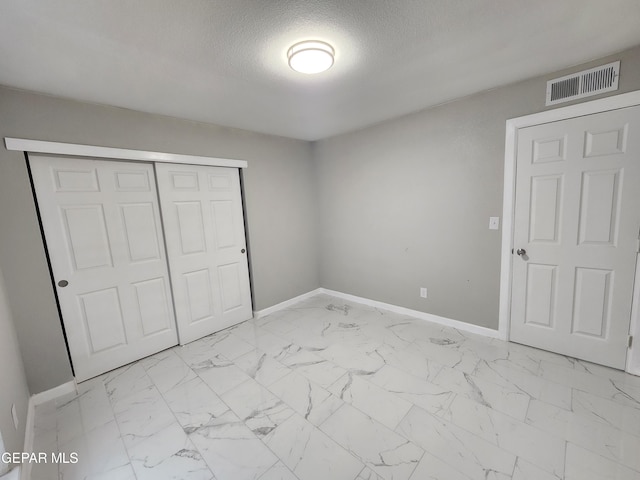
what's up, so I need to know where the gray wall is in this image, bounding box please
[0,266,30,457]
[314,46,640,330]
[0,87,319,394]
[2,45,640,396]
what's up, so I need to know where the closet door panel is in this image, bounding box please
[156,163,252,344]
[29,155,178,381]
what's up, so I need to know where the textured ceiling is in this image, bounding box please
[1,1,639,140]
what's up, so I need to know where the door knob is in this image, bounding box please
[58,280,69,287]
[516,249,527,256]
[241,248,246,254]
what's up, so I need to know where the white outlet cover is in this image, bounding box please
[420,287,428,298]
[489,217,500,230]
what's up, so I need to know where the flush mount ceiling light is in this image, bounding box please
[287,40,335,74]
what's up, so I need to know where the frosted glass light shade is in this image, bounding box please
[288,41,334,74]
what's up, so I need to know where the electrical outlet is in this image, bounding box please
[420,287,427,298]
[11,404,18,430]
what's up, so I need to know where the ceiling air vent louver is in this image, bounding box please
[545,61,620,106]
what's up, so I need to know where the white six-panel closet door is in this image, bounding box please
[155,163,252,344]
[29,155,178,382]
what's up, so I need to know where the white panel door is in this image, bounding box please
[155,163,252,344]
[29,155,178,381]
[511,106,640,369]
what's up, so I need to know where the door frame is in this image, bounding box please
[499,89,640,375]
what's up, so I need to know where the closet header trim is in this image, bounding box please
[4,138,248,168]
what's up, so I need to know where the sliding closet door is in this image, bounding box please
[155,163,252,344]
[30,155,178,381]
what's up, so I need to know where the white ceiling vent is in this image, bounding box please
[546,61,620,106]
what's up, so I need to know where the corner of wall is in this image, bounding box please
[0,266,31,457]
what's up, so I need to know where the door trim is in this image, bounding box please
[500,90,640,374]
[4,138,248,169]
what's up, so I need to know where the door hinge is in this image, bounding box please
[630,336,634,349]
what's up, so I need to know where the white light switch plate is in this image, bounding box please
[489,217,500,230]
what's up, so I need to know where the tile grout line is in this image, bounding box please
[101,376,139,480]
[166,339,290,479]
[143,349,222,479]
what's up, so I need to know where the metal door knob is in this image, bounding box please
[516,249,527,256]
[241,248,246,254]
[58,280,69,287]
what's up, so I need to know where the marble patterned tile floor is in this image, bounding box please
[30,294,640,480]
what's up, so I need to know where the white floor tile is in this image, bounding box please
[292,357,347,388]
[564,443,640,480]
[439,395,565,477]
[320,403,423,480]
[258,461,299,480]
[197,361,252,395]
[328,372,412,429]
[161,377,229,433]
[264,414,363,480]
[512,457,561,480]
[318,344,385,374]
[128,423,213,480]
[58,420,130,479]
[33,293,640,480]
[526,399,640,472]
[141,349,197,393]
[220,378,295,437]
[206,331,255,360]
[430,365,531,421]
[269,371,342,426]
[572,388,640,434]
[189,412,279,480]
[173,339,231,370]
[369,364,455,417]
[104,363,153,403]
[85,463,137,480]
[371,343,443,380]
[473,359,572,410]
[111,386,177,448]
[234,350,292,386]
[396,405,516,480]
[408,452,473,480]
[355,466,386,480]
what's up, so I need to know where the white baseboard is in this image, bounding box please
[31,380,77,406]
[21,381,77,480]
[21,399,34,480]
[319,288,505,340]
[253,288,323,318]
[254,287,504,341]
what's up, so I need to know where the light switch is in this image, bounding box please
[489,217,500,230]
